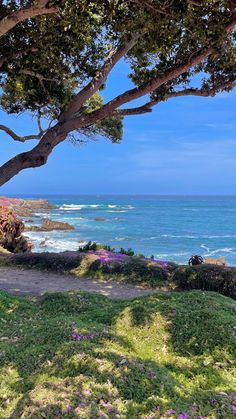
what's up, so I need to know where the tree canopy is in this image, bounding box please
[0,0,235,186]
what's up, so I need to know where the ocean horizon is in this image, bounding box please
[12,194,236,266]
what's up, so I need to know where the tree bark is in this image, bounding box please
[0,124,66,186]
[0,0,58,37]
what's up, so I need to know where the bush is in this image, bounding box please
[120,247,135,256]
[11,251,83,272]
[79,241,115,253]
[172,265,236,299]
[0,206,31,253]
[121,257,168,286]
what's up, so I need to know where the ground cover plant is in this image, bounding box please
[0,290,236,418]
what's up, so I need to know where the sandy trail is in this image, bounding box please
[0,267,158,299]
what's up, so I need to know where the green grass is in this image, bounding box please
[0,290,236,418]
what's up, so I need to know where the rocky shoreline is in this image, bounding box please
[0,197,74,232]
[0,196,55,217]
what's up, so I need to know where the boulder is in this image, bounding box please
[25,218,75,232]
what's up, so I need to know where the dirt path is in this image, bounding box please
[0,267,158,299]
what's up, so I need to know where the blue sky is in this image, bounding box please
[0,61,236,195]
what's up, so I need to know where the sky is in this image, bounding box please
[0,60,236,196]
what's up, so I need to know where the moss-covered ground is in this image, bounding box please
[0,289,236,418]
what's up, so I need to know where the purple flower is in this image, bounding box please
[106,403,114,413]
[67,405,73,412]
[232,404,236,414]
[148,371,157,379]
[178,414,189,419]
[166,409,177,415]
[71,331,102,341]
[152,406,160,411]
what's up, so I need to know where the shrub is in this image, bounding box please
[121,257,168,286]
[71,254,101,277]
[120,247,135,256]
[12,251,83,272]
[0,206,31,253]
[78,241,115,253]
[172,265,236,299]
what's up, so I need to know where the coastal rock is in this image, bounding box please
[25,219,75,232]
[0,206,32,253]
[0,196,56,217]
[94,217,107,222]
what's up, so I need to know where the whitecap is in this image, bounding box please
[161,234,196,238]
[59,204,100,210]
[200,244,236,256]
[107,210,128,213]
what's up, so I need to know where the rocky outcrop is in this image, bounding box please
[0,206,32,253]
[0,197,56,217]
[94,217,107,222]
[25,218,75,232]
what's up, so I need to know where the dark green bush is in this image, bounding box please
[120,247,135,256]
[172,265,236,299]
[11,251,83,272]
[121,257,168,286]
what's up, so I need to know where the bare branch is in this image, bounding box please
[0,124,43,142]
[60,33,142,122]
[21,69,59,83]
[37,111,43,133]
[126,0,170,16]
[0,0,58,38]
[116,81,236,115]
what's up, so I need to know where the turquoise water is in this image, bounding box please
[23,195,236,265]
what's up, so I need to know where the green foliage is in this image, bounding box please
[11,251,83,272]
[119,247,135,256]
[0,290,236,417]
[172,265,236,299]
[78,241,115,252]
[0,0,235,147]
[78,240,98,252]
[39,292,91,315]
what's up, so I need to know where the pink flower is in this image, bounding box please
[232,404,236,414]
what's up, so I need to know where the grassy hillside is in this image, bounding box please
[0,290,236,418]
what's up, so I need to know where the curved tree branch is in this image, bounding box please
[68,15,236,128]
[0,0,58,38]
[0,124,67,186]
[0,14,235,186]
[60,32,142,122]
[0,124,44,142]
[116,81,236,115]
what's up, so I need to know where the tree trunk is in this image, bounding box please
[0,124,66,186]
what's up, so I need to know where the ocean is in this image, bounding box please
[22,195,236,266]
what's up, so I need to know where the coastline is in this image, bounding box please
[1,195,236,265]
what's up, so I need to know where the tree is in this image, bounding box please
[0,0,235,186]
